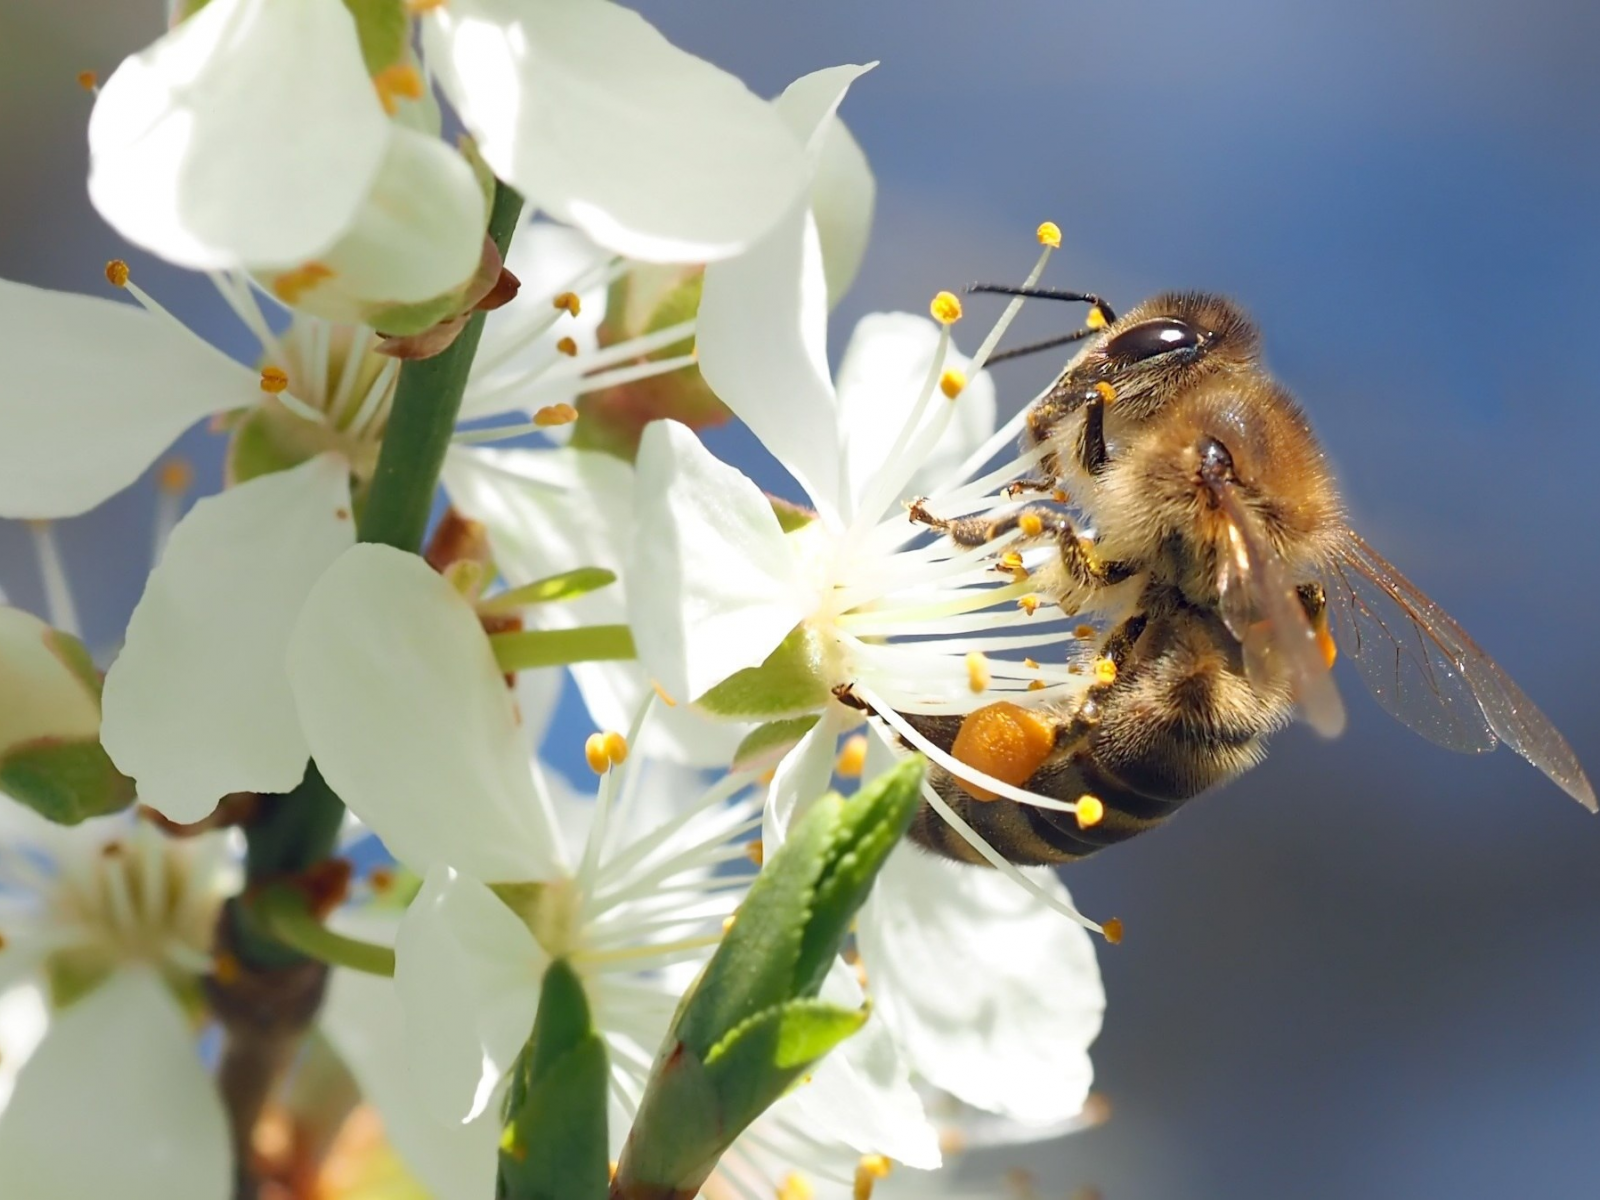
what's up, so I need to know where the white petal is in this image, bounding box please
[783,960,941,1168]
[836,312,997,513]
[761,705,853,859]
[444,445,747,765]
[0,280,257,518]
[102,455,354,822]
[696,64,873,520]
[465,221,610,421]
[630,422,812,703]
[267,128,488,324]
[425,0,807,262]
[394,867,544,1126]
[810,116,876,308]
[0,968,229,1200]
[89,0,388,269]
[857,847,1105,1124]
[323,913,499,1200]
[0,984,48,1112]
[288,543,562,882]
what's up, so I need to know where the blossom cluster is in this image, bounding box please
[0,2,1109,1197]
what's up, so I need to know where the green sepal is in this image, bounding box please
[695,626,832,719]
[731,716,820,774]
[367,289,472,339]
[0,739,135,825]
[340,0,410,75]
[498,960,609,1200]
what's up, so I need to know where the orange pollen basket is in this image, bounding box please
[949,701,1058,802]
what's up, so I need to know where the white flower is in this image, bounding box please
[0,216,694,823]
[0,805,235,1200]
[422,0,829,263]
[88,0,485,316]
[282,545,938,1186]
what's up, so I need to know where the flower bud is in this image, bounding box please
[0,608,134,823]
[571,266,731,459]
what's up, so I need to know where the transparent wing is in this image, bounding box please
[1213,485,1346,737]
[1326,530,1595,809]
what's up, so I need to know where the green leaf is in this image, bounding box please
[701,998,868,1124]
[793,755,925,996]
[499,960,609,1200]
[610,758,923,1200]
[730,716,820,774]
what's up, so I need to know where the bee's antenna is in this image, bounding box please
[966,283,1117,324]
[984,328,1099,366]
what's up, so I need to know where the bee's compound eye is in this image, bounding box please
[1103,317,1201,363]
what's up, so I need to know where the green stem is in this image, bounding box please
[235,179,525,969]
[359,181,526,552]
[491,625,637,673]
[254,888,397,977]
[479,567,617,613]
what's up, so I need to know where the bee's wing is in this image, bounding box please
[1213,484,1347,737]
[1326,530,1595,809]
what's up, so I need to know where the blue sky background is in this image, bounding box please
[3,1,1600,1195]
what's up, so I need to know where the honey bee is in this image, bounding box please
[901,288,1594,866]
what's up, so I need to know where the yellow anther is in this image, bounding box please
[556,335,579,357]
[1102,917,1124,945]
[722,914,736,933]
[835,734,869,779]
[372,63,425,115]
[1093,657,1117,685]
[1074,624,1096,639]
[1035,221,1062,249]
[745,839,765,867]
[1093,380,1117,405]
[272,261,335,305]
[259,366,290,394]
[854,1155,893,1200]
[1028,679,1047,691]
[965,650,991,693]
[1023,658,1040,670]
[368,867,396,894]
[778,1173,816,1200]
[76,70,98,92]
[104,259,129,288]
[939,367,967,399]
[1053,488,1070,503]
[584,733,611,775]
[1075,794,1105,828]
[652,681,678,707]
[601,730,629,767]
[553,291,582,316]
[1018,512,1045,538]
[1018,594,1041,615]
[406,0,447,11]
[998,550,1026,575]
[157,457,194,495]
[929,291,963,325]
[1086,305,1109,330]
[533,403,579,427]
